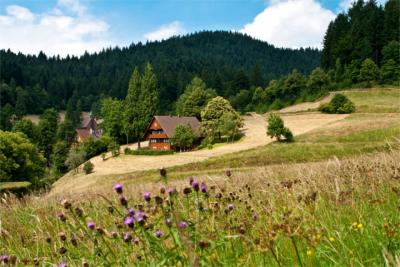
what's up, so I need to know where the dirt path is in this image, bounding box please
[51,112,348,195]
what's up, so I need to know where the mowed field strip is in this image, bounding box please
[51,112,348,195]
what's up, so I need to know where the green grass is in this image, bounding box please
[342,88,400,113]
[0,181,31,191]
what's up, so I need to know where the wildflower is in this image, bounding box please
[58,261,67,267]
[167,187,176,195]
[126,208,135,216]
[123,217,135,228]
[164,218,172,226]
[192,180,200,191]
[178,221,188,229]
[252,212,258,221]
[61,199,71,209]
[215,192,222,199]
[133,236,140,245]
[155,229,163,238]
[155,196,163,205]
[59,247,67,254]
[87,221,96,230]
[0,255,9,264]
[159,167,167,178]
[59,232,67,241]
[143,192,151,202]
[189,176,194,185]
[74,207,83,217]
[111,231,118,238]
[328,236,335,242]
[114,183,123,194]
[239,226,245,234]
[183,187,192,195]
[160,187,165,194]
[225,169,232,177]
[71,236,78,247]
[123,232,132,242]
[58,212,67,222]
[119,195,128,206]
[201,183,207,193]
[357,223,363,229]
[227,203,234,211]
[306,250,313,257]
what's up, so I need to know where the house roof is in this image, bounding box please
[152,116,200,137]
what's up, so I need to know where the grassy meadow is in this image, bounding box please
[0,88,399,266]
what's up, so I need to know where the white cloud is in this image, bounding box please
[144,21,185,41]
[339,0,387,11]
[240,0,335,48]
[0,0,114,57]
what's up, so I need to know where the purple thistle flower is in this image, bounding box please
[143,192,151,202]
[58,212,67,222]
[123,232,132,242]
[178,221,188,229]
[0,255,9,264]
[154,229,163,238]
[192,180,200,191]
[58,261,67,267]
[167,187,176,195]
[87,221,96,230]
[227,203,234,211]
[126,208,135,216]
[133,236,140,245]
[123,216,135,228]
[134,210,147,225]
[111,231,118,238]
[252,212,258,221]
[201,183,207,193]
[113,183,123,194]
[189,176,194,185]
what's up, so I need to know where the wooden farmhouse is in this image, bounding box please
[76,116,103,143]
[144,116,200,150]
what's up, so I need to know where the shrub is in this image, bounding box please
[108,141,120,157]
[125,148,174,156]
[83,161,94,174]
[319,94,355,114]
[65,148,86,173]
[267,113,294,142]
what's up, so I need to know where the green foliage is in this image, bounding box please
[201,96,243,142]
[170,124,197,151]
[108,140,120,157]
[80,136,110,160]
[218,112,241,142]
[101,97,124,142]
[359,58,380,84]
[0,131,46,184]
[37,108,59,162]
[123,64,159,147]
[266,113,293,142]
[65,148,86,173]
[306,67,330,95]
[175,77,216,118]
[0,31,320,114]
[380,59,399,84]
[382,41,400,63]
[320,94,355,114]
[12,118,39,144]
[83,161,94,174]
[51,140,70,173]
[56,119,76,145]
[124,148,175,156]
[0,103,14,131]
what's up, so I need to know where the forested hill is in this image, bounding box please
[0,31,320,113]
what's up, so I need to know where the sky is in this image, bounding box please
[0,0,388,57]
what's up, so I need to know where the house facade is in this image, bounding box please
[76,116,103,143]
[144,116,200,150]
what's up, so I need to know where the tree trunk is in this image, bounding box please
[137,136,141,149]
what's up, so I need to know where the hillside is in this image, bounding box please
[50,87,400,196]
[0,31,320,112]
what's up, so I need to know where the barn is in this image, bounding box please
[144,116,200,150]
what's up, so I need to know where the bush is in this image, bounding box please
[319,94,355,114]
[83,161,94,174]
[65,148,86,173]
[108,141,120,157]
[124,148,174,156]
[266,113,294,142]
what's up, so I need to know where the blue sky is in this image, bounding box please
[0,0,387,56]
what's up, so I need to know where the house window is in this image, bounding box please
[163,139,169,143]
[152,130,164,134]
[150,139,157,143]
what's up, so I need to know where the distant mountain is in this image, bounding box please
[0,31,320,112]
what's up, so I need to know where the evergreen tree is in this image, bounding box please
[37,108,59,163]
[51,140,70,173]
[0,104,14,131]
[12,118,39,143]
[101,98,124,142]
[380,59,399,84]
[15,87,29,118]
[123,67,142,144]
